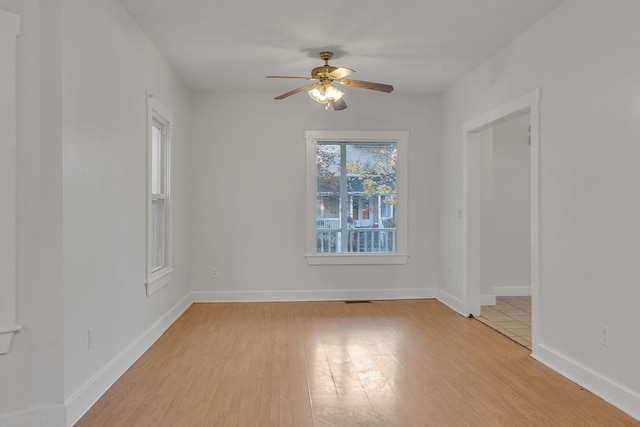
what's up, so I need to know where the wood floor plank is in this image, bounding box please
[75,300,639,427]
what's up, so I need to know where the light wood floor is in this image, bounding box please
[76,300,638,427]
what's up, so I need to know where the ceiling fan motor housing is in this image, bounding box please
[311,65,338,80]
[312,51,337,80]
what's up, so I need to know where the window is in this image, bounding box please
[305,130,409,265]
[146,96,173,295]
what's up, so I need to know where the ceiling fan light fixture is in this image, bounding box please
[308,83,344,105]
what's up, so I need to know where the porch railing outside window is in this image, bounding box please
[317,228,397,253]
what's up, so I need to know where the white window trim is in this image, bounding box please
[305,130,410,265]
[145,94,173,296]
[0,10,22,355]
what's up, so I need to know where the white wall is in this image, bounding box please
[188,91,441,301]
[478,127,494,299]
[0,0,39,419]
[0,1,193,425]
[439,0,639,417]
[478,113,531,303]
[0,1,66,424]
[491,113,530,295]
[60,0,192,422]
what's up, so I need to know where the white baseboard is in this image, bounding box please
[492,286,531,296]
[193,288,437,303]
[0,408,39,427]
[480,294,496,306]
[436,289,469,317]
[0,405,67,427]
[65,292,193,426]
[532,344,640,421]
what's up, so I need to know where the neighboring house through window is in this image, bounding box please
[305,130,409,265]
[146,95,173,295]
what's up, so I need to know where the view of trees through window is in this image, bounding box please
[316,142,397,253]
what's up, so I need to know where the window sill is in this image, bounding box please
[145,268,174,296]
[305,253,409,265]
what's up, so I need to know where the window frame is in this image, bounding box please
[305,130,410,265]
[145,95,173,295]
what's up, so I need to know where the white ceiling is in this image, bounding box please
[120,0,564,95]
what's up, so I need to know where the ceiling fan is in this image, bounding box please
[266,51,394,111]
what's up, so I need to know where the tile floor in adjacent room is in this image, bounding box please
[477,296,532,350]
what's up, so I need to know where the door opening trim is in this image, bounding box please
[462,88,541,355]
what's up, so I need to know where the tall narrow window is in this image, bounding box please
[305,131,409,265]
[146,96,173,295]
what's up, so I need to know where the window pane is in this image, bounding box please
[316,144,340,194]
[316,142,397,253]
[151,197,166,271]
[151,120,165,194]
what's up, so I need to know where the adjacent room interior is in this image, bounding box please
[469,112,533,349]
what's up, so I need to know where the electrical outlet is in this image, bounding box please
[88,327,95,350]
[211,267,219,278]
[600,324,610,347]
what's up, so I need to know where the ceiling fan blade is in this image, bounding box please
[331,98,347,111]
[275,83,318,100]
[266,75,315,80]
[328,67,354,80]
[337,79,394,93]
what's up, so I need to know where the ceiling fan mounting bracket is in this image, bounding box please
[319,51,333,62]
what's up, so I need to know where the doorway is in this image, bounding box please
[477,113,532,348]
[462,89,541,354]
